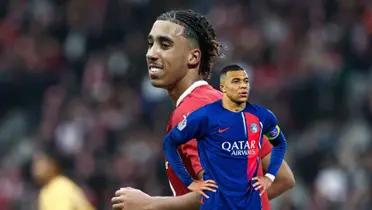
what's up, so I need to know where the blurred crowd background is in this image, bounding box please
[0,0,371,209]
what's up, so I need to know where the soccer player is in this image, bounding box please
[111,9,295,210]
[32,147,95,210]
[163,64,287,210]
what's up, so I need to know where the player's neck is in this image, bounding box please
[168,72,202,104]
[222,96,246,112]
[42,173,60,186]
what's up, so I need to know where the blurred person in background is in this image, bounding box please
[32,145,95,210]
[112,9,294,210]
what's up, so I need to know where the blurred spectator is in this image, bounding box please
[31,146,95,210]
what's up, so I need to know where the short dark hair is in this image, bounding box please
[38,145,73,172]
[219,64,245,77]
[157,10,221,79]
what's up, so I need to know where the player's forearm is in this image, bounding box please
[267,178,293,199]
[266,134,287,177]
[148,192,200,210]
[265,160,295,199]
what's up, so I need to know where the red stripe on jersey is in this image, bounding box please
[259,137,273,210]
[243,112,261,181]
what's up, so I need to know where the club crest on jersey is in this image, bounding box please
[250,123,258,133]
[177,115,187,131]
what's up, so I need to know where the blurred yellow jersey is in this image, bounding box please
[39,175,95,210]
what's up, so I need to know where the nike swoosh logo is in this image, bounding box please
[218,127,230,133]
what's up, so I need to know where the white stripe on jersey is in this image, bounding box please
[241,113,247,138]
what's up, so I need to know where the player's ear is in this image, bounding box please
[220,84,226,93]
[187,48,201,68]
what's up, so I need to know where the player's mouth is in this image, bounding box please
[148,65,164,78]
[239,92,248,98]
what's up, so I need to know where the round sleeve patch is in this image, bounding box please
[267,125,280,140]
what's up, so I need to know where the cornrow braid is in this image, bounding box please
[157,10,221,79]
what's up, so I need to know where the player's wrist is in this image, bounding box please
[145,196,161,210]
[264,173,275,182]
[196,169,205,180]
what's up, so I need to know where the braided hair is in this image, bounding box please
[157,10,221,79]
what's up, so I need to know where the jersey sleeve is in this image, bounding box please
[171,106,203,178]
[260,107,287,177]
[261,109,279,141]
[163,109,207,186]
[261,108,286,146]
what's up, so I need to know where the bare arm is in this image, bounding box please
[262,153,295,199]
[150,192,200,210]
[112,187,200,210]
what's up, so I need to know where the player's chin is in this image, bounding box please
[149,78,169,88]
[237,97,248,102]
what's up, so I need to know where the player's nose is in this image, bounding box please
[146,45,159,62]
[239,83,248,89]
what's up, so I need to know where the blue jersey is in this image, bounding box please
[163,100,287,210]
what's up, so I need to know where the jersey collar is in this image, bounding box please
[176,80,208,107]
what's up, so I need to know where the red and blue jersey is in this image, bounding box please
[165,81,273,210]
[164,100,287,210]
[165,81,222,195]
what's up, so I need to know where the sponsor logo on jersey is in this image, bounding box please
[221,140,257,156]
[218,127,230,133]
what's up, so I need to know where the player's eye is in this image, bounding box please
[232,79,240,84]
[147,40,153,48]
[147,39,154,48]
[161,42,171,49]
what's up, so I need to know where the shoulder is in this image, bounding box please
[246,104,278,125]
[247,103,272,116]
[179,86,221,110]
[247,103,267,115]
[44,176,80,195]
[174,86,221,119]
[192,85,223,99]
[183,101,218,122]
[193,100,220,115]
